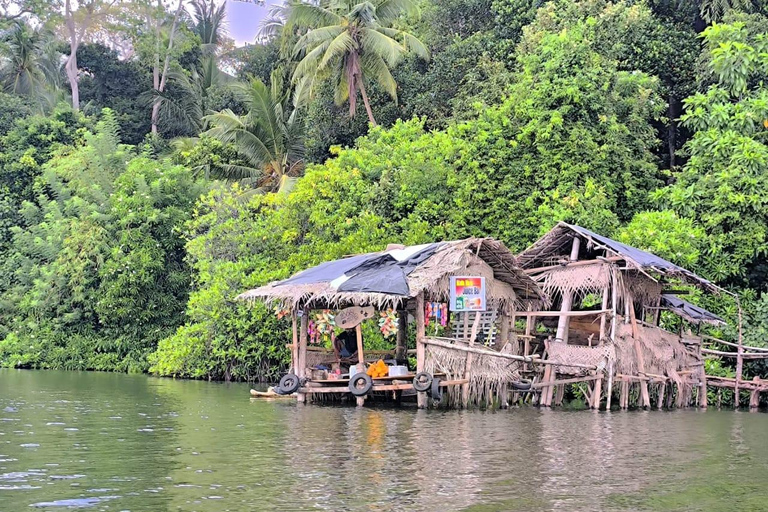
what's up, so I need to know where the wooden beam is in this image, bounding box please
[415,293,427,409]
[531,374,602,388]
[514,309,611,317]
[702,336,768,353]
[524,257,621,275]
[702,348,768,359]
[297,308,309,403]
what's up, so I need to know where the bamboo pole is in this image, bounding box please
[415,294,427,409]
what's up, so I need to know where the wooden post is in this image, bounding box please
[499,310,510,350]
[463,312,481,408]
[599,284,609,341]
[415,293,427,409]
[291,312,298,373]
[735,296,744,408]
[592,376,602,409]
[629,304,651,409]
[610,267,618,343]
[524,304,533,372]
[749,377,760,411]
[544,237,580,407]
[658,383,666,410]
[620,380,629,409]
[395,309,407,362]
[698,343,708,409]
[554,237,581,343]
[297,307,309,403]
[605,360,613,411]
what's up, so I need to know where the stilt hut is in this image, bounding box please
[237,238,545,408]
[515,222,732,410]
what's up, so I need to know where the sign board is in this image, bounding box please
[449,276,486,312]
[335,306,375,328]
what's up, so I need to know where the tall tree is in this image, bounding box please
[287,0,428,126]
[151,0,185,134]
[204,72,305,192]
[60,0,121,110]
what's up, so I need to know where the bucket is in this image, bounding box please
[388,365,408,377]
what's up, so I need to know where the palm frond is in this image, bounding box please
[361,52,397,101]
[286,2,344,31]
[318,31,357,70]
[375,0,419,24]
[359,27,404,67]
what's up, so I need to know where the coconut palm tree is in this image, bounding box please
[287,0,428,126]
[203,70,305,193]
[0,21,47,97]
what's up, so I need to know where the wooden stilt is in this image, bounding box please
[592,377,602,409]
[415,294,427,409]
[555,385,565,406]
[297,308,309,403]
[749,377,760,411]
[620,380,629,409]
[462,312,481,408]
[629,305,651,409]
[658,383,666,410]
[735,297,744,408]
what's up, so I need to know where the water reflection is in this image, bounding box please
[1,370,767,512]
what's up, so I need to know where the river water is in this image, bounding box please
[1,370,766,511]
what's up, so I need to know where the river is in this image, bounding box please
[1,370,766,511]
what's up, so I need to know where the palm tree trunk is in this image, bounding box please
[151,0,184,135]
[358,79,377,127]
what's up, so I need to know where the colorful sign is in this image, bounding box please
[449,276,486,312]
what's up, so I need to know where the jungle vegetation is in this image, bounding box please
[1,0,768,402]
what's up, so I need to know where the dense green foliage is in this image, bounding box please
[1,0,768,400]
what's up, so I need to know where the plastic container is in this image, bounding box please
[388,365,408,377]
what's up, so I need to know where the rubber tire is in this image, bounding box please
[413,372,433,393]
[349,373,373,396]
[278,373,301,395]
[510,378,532,391]
[429,376,443,401]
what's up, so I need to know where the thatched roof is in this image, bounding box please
[237,238,543,309]
[517,222,721,294]
[661,294,726,326]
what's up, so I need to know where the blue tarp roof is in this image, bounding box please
[661,294,725,325]
[278,243,444,296]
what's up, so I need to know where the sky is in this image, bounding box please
[224,0,280,46]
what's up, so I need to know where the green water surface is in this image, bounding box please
[1,369,766,511]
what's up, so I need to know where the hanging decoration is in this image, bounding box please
[308,310,336,344]
[274,306,291,320]
[378,309,398,337]
[424,302,448,327]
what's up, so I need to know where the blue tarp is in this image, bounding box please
[277,243,443,296]
[661,294,725,325]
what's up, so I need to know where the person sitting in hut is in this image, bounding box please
[333,328,358,361]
